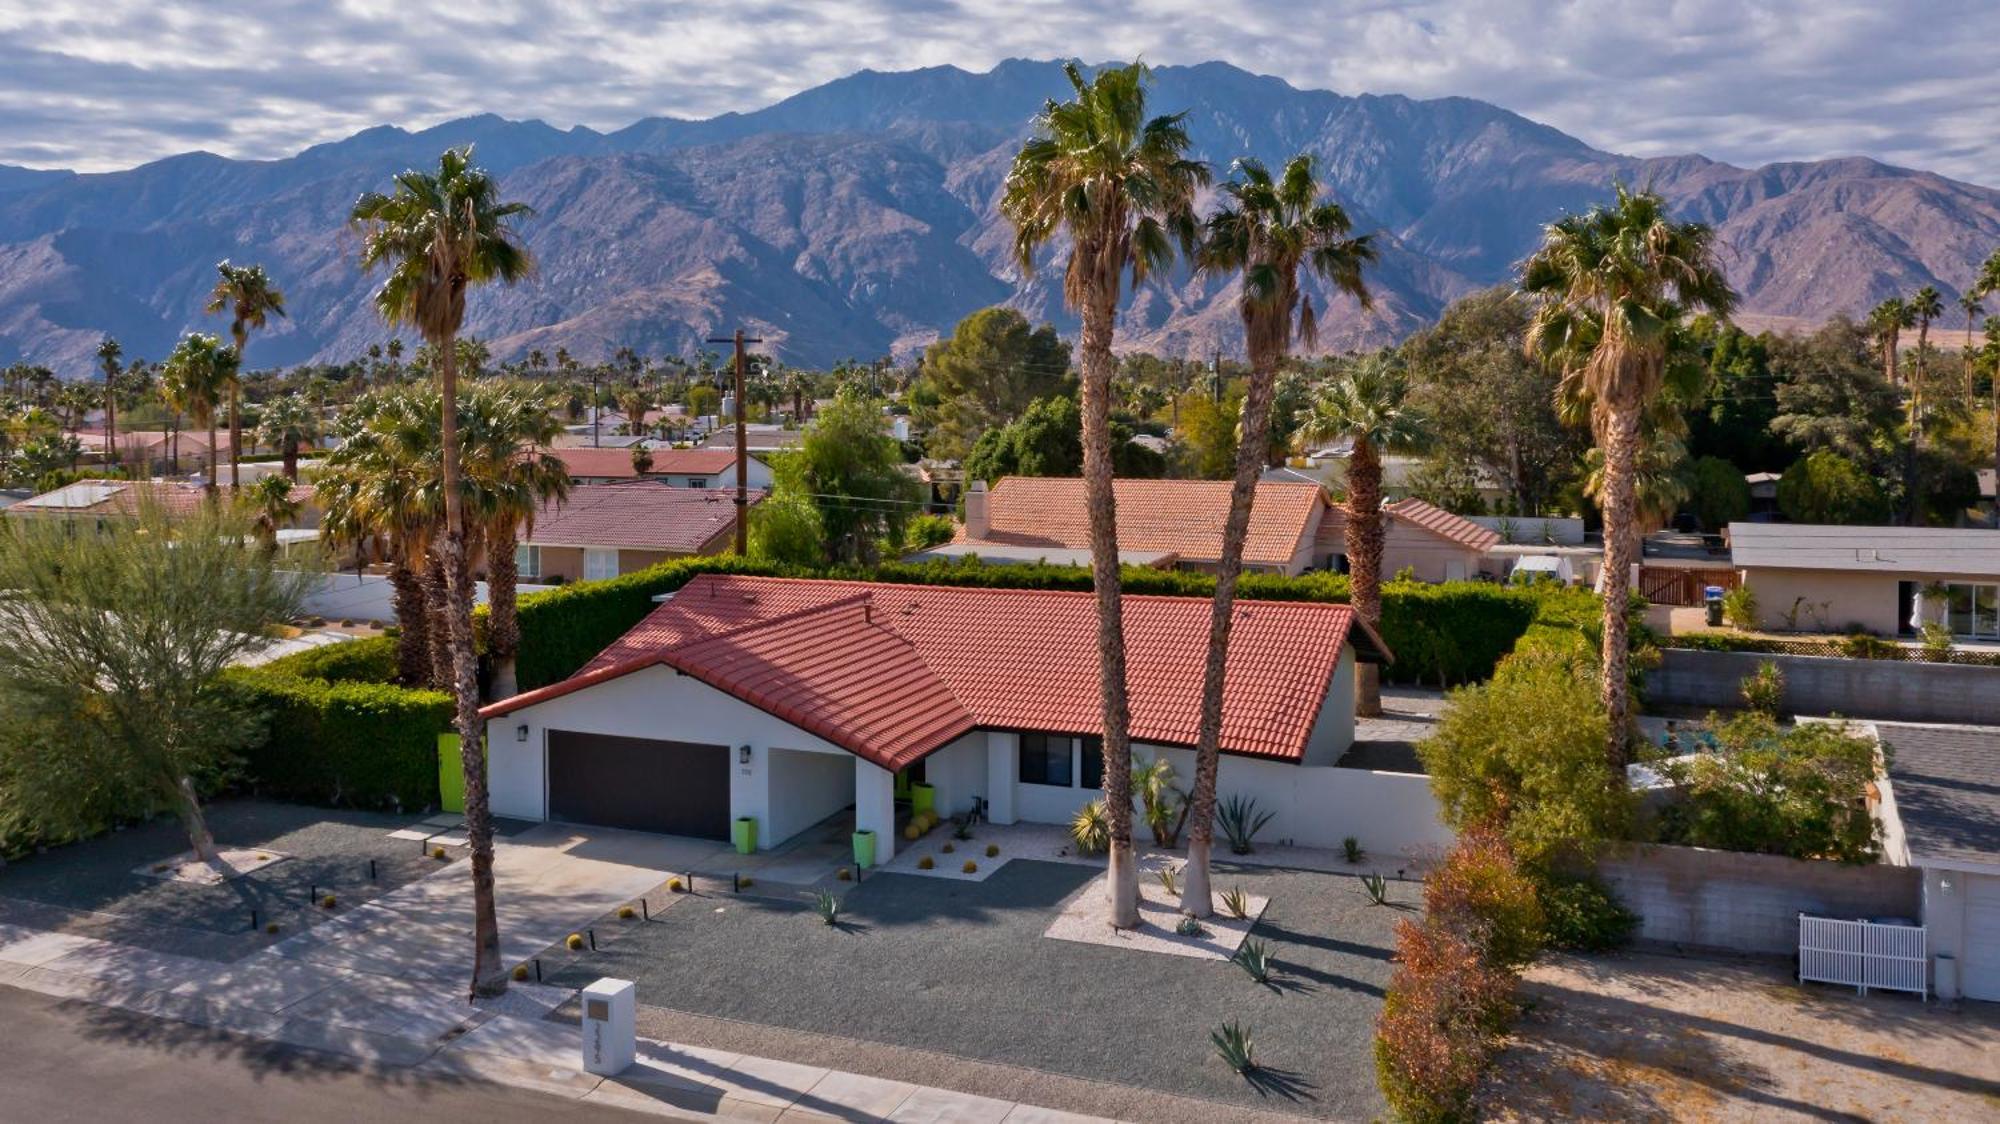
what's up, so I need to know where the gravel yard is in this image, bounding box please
[547,856,1418,1121]
[1480,950,2000,1122]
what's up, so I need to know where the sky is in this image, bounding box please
[3,0,1995,185]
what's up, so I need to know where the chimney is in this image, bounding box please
[964,480,991,540]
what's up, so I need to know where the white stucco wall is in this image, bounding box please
[765,746,854,845]
[1299,650,1356,766]
[919,734,986,821]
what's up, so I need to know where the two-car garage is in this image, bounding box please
[545,730,731,840]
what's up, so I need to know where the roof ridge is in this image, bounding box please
[669,585,878,651]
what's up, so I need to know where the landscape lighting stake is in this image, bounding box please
[368,859,377,881]
[249,909,258,932]
[534,958,542,982]
[588,929,597,951]
[641,898,650,921]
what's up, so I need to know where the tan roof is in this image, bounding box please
[1384,499,1501,551]
[525,482,763,553]
[7,478,310,518]
[960,477,1325,568]
[547,446,742,479]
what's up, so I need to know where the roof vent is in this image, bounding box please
[741,593,758,603]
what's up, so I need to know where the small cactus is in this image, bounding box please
[432,845,448,860]
[737,876,754,889]
[668,877,685,892]
[917,856,934,870]
[961,860,978,874]
[264,922,281,935]
[565,933,585,950]
[617,905,637,920]
[835,867,852,881]
[512,964,529,981]
[941,842,955,854]
[320,894,337,910]
[985,844,999,858]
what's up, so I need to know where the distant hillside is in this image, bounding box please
[3,59,1998,373]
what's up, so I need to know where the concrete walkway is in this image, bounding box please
[0,822,1117,1123]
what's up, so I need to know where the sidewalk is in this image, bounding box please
[0,830,1117,1123]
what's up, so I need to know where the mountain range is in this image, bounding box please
[4,58,1999,374]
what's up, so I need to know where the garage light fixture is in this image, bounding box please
[516,724,529,743]
[739,745,752,765]
[1939,873,1954,893]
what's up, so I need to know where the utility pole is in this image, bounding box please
[707,328,763,555]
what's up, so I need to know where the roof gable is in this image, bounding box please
[526,482,762,552]
[966,477,1324,567]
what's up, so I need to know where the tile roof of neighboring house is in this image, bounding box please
[547,446,743,479]
[958,476,1325,568]
[1877,723,2000,869]
[1384,498,1502,552]
[525,482,764,553]
[1727,522,2000,577]
[7,478,310,518]
[486,573,1388,770]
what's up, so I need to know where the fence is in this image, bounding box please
[1640,566,1740,606]
[1592,843,1921,955]
[1798,915,1928,999]
[1648,648,2000,725]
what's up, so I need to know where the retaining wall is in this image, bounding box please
[1646,648,2000,725]
[1594,843,1921,955]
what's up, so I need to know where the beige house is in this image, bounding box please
[1729,522,2000,637]
[517,482,765,583]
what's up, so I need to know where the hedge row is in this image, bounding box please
[257,635,401,683]
[1664,629,2000,667]
[512,555,1551,693]
[222,667,453,810]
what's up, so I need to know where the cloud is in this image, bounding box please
[4,0,1997,186]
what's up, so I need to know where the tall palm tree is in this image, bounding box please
[96,337,122,472]
[1961,291,1985,352]
[1866,297,1912,385]
[206,262,287,491]
[1295,356,1426,700]
[161,334,238,495]
[1975,251,2000,527]
[1521,184,1735,768]
[1001,61,1207,928]
[1904,285,1944,524]
[256,394,321,479]
[351,146,533,998]
[463,388,569,699]
[1179,154,1373,916]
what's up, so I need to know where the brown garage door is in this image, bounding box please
[546,730,730,839]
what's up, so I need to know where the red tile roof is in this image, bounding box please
[1385,498,1501,552]
[6,478,311,518]
[486,574,1387,770]
[549,447,741,480]
[526,482,763,553]
[958,477,1324,568]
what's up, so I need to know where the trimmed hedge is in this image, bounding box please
[222,666,453,810]
[258,635,400,684]
[512,555,1550,693]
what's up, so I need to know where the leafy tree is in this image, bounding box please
[917,307,1072,461]
[1685,320,1785,471]
[0,500,310,859]
[747,492,825,566]
[161,333,239,495]
[1769,317,1901,465]
[1777,450,1890,524]
[1653,714,1882,863]
[962,395,1163,482]
[1176,388,1242,479]
[350,145,533,999]
[1521,185,1736,767]
[1683,455,1750,530]
[765,392,923,565]
[206,262,287,491]
[1002,60,1207,928]
[687,384,721,421]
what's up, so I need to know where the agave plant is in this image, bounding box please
[1157,864,1181,897]
[1176,915,1208,938]
[1211,1021,1257,1074]
[1217,795,1274,855]
[1069,799,1110,856]
[1233,939,1273,984]
[1343,836,1365,864]
[813,890,840,926]
[1361,871,1390,906]
[1220,885,1252,920]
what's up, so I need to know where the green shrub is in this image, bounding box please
[1069,800,1109,855]
[1652,714,1883,863]
[219,667,452,809]
[258,635,400,684]
[1721,585,1758,630]
[1740,660,1784,717]
[1424,823,1544,971]
[1535,874,1638,952]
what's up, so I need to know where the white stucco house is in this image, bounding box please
[480,574,1447,866]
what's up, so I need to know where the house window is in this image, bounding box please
[686,477,707,489]
[1019,733,1072,787]
[1079,736,1103,790]
[514,544,541,579]
[1915,581,2000,638]
[583,548,619,582]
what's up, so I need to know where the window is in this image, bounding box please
[583,548,619,582]
[686,477,707,489]
[1919,581,2000,639]
[1019,733,1072,787]
[1079,736,1103,790]
[514,544,541,579]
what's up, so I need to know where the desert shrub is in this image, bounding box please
[1739,660,1784,716]
[1535,874,1638,952]
[1069,800,1109,855]
[961,860,978,874]
[1652,714,1882,862]
[1721,585,1758,631]
[1837,631,1899,660]
[1424,823,1545,971]
[916,856,934,870]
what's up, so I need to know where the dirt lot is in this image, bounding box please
[1480,951,2000,1122]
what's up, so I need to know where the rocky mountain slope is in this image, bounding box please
[3,59,1998,373]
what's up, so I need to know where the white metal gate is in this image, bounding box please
[1798,914,1927,999]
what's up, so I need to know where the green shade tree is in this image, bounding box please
[206,262,287,491]
[762,391,924,566]
[1684,455,1751,530]
[1777,449,1891,524]
[917,307,1073,461]
[962,395,1164,482]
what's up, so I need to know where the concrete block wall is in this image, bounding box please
[1594,843,1922,955]
[1647,648,2000,725]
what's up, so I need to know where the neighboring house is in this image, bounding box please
[1729,522,2000,637]
[1877,723,2000,1002]
[1285,446,1511,510]
[5,478,317,528]
[699,423,809,454]
[516,482,765,583]
[940,476,1500,580]
[1745,471,1783,519]
[480,574,1409,863]
[546,446,773,490]
[73,430,237,475]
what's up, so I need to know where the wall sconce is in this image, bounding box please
[516,724,529,743]
[1939,873,1955,893]
[739,745,753,765]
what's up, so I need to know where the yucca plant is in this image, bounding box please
[813,890,840,926]
[1157,864,1181,896]
[1217,795,1274,855]
[1070,799,1110,856]
[1343,836,1365,864]
[1220,885,1252,920]
[1211,1021,1256,1074]
[1361,871,1390,906]
[1233,939,1273,984]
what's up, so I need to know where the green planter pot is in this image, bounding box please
[852,829,877,869]
[732,817,758,855]
[910,783,935,818]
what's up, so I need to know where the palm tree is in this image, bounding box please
[206,262,287,491]
[1961,291,1985,352]
[1521,184,1735,768]
[161,334,239,495]
[1975,251,2000,526]
[351,146,533,998]
[96,337,122,472]
[464,388,569,699]
[1001,61,1207,928]
[1866,297,1912,385]
[241,474,303,554]
[1904,285,1944,524]
[256,394,321,479]
[1178,154,1373,916]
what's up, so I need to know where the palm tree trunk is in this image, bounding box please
[1078,256,1139,930]
[423,553,454,690]
[1597,404,1641,768]
[206,418,219,496]
[437,334,507,999]
[389,559,431,686]
[228,381,242,491]
[1345,438,1387,716]
[282,437,299,480]
[488,520,522,699]
[1180,332,1281,918]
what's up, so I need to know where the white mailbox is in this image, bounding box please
[580,977,636,1075]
